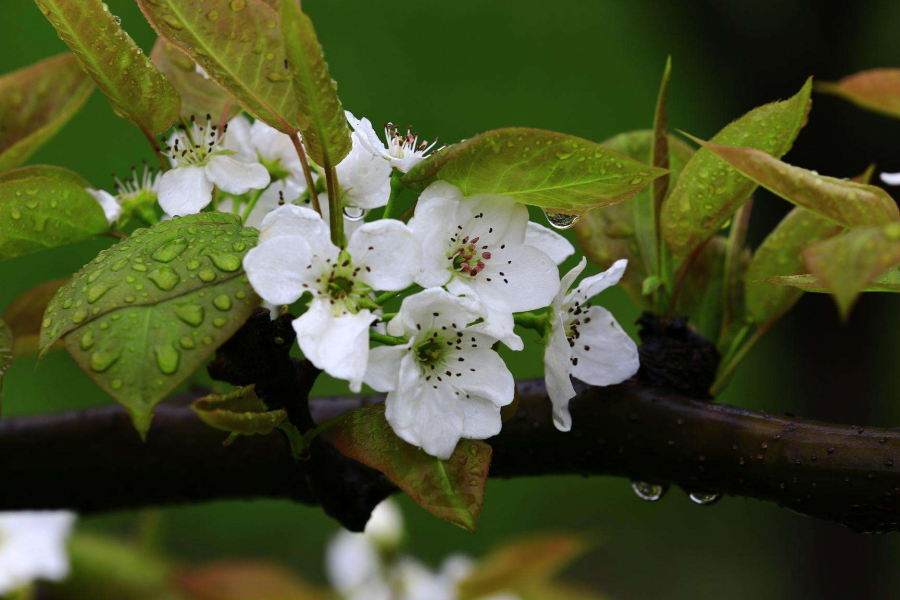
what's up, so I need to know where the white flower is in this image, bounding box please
[86,188,121,225]
[524,222,575,266]
[881,171,900,185]
[194,63,211,80]
[222,115,302,180]
[365,288,515,460]
[243,205,421,391]
[411,180,560,316]
[347,111,440,173]
[544,257,640,432]
[364,499,404,550]
[158,116,270,216]
[335,130,393,210]
[0,511,76,594]
[218,177,308,229]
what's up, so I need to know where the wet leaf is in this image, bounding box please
[662,78,812,256]
[36,0,180,136]
[458,534,591,600]
[761,271,900,293]
[0,53,93,173]
[332,403,491,531]
[40,213,260,436]
[694,139,900,228]
[402,128,667,217]
[0,319,12,394]
[802,223,900,318]
[0,165,92,188]
[138,0,300,134]
[150,38,241,124]
[1,278,67,356]
[574,130,694,307]
[816,70,900,119]
[280,0,351,168]
[192,385,286,435]
[179,562,329,600]
[0,176,108,261]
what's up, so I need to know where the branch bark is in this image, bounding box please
[1,378,899,534]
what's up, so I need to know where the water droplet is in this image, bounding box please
[206,9,219,20]
[154,344,180,375]
[210,253,241,272]
[87,283,113,304]
[179,336,196,349]
[631,481,668,502]
[111,258,129,271]
[10,209,21,220]
[174,304,204,327]
[544,210,581,230]
[147,266,180,291]
[161,14,183,29]
[113,14,121,25]
[42,317,52,328]
[343,205,367,221]
[198,269,216,282]
[230,0,246,11]
[688,491,722,506]
[131,263,148,272]
[213,294,232,311]
[80,330,95,351]
[110,379,123,390]
[152,237,189,262]
[90,349,119,372]
[72,309,88,324]
[213,317,227,327]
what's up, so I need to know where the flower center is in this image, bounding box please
[383,122,440,160]
[165,115,226,168]
[448,235,492,278]
[328,275,355,299]
[416,339,444,365]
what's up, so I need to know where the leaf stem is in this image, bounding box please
[290,133,322,216]
[241,188,265,223]
[719,198,754,344]
[513,311,549,337]
[709,322,770,396]
[666,238,711,315]
[375,288,414,306]
[383,173,404,220]
[325,167,344,245]
[370,332,407,346]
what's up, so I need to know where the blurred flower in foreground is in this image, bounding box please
[0,511,76,595]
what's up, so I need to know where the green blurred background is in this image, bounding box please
[3,0,900,597]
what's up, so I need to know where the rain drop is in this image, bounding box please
[89,349,119,372]
[631,481,668,502]
[147,266,180,291]
[544,210,581,230]
[174,305,204,327]
[198,269,216,282]
[213,294,232,311]
[688,491,722,506]
[210,253,241,272]
[151,237,189,263]
[154,344,180,375]
[343,205,367,221]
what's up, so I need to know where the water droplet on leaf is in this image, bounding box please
[544,210,581,230]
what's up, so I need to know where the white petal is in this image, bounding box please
[456,295,523,351]
[462,193,529,247]
[419,180,465,205]
[563,258,628,310]
[0,511,76,594]
[221,115,254,160]
[544,313,577,432]
[346,111,389,159]
[86,188,121,225]
[391,154,425,173]
[293,301,377,393]
[158,165,214,216]
[386,376,465,460]
[243,236,316,305]
[459,394,503,440]
[325,531,380,594]
[364,499,404,547]
[349,220,422,291]
[557,256,588,308]
[364,344,408,392]
[881,171,900,185]
[242,178,304,228]
[395,288,482,338]
[448,346,514,407]
[525,221,575,265]
[205,154,271,195]
[336,133,392,209]
[474,244,560,313]
[249,119,300,172]
[569,306,640,387]
[257,204,335,259]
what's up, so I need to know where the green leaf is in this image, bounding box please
[458,534,591,600]
[332,404,491,531]
[761,271,900,293]
[662,78,813,256]
[0,318,12,394]
[574,131,694,307]
[150,38,241,124]
[40,213,260,435]
[816,70,900,119]
[745,207,842,324]
[0,53,93,173]
[0,177,109,261]
[0,164,92,188]
[191,385,286,435]
[36,0,181,137]
[280,0,351,169]
[693,139,900,228]
[1,278,68,356]
[137,0,299,134]
[649,56,672,234]
[402,128,668,218]
[179,562,330,600]
[802,224,900,318]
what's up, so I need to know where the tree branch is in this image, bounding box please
[1,378,899,534]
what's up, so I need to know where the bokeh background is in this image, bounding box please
[2,1,900,598]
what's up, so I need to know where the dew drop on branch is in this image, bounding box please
[688,491,722,506]
[631,481,668,502]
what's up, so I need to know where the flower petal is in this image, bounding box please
[881,171,900,186]
[0,511,76,593]
[563,258,628,310]
[525,221,575,265]
[364,344,408,392]
[325,531,380,594]
[456,294,523,351]
[475,244,560,313]
[394,288,482,339]
[336,133,392,209]
[349,220,422,291]
[250,119,301,173]
[221,115,254,160]
[459,394,503,440]
[293,301,377,393]
[449,346,514,407]
[461,193,529,247]
[205,154,271,196]
[569,306,640,387]
[258,204,334,258]
[346,111,389,159]
[243,236,316,305]
[544,313,577,432]
[86,188,121,225]
[556,256,588,308]
[386,368,465,460]
[158,165,214,216]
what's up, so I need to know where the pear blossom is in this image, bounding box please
[222,115,303,180]
[85,188,122,225]
[347,111,440,173]
[365,288,515,459]
[0,511,76,594]
[243,205,421,391]
[336,129,392,211]
[544,257,640,432]
[881,171,900,186]
[158,116,270,216]
[524,222,575,265]
[410,181,560,320]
